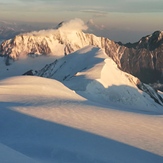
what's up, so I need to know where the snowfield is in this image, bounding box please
[0,46,163,163]
[0,76,163,163]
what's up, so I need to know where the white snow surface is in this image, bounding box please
[0,76,163,163]
[0,46,163,163]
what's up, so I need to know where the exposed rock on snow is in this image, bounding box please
[137,82,163,105]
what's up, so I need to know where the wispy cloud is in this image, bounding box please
[87,19,106,31]
[104,0,163,13]
[18,0,62,2]
[71,0,163,13]
[58,18,88,31]
[3,0,163,14]
[0,0,163,25]
[80,10,108,17]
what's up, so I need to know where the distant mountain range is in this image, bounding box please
[0,20,55,41]
[0,21,35,40]
[0,20,163,87]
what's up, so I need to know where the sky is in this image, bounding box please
[0,0,163,42]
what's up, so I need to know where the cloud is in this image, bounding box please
[87,19,105,31]
[105,0,163,13]
[19,18,88,37]
[79,1,163,13]
[57,18,88,31]
[18,0,61,2]
[81,10,108,15]
[80,9,108,19]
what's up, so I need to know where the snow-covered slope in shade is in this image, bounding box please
[0,143,39,163]
[36,46,163,111]
[0,75,163,163]
[0,55,58,79]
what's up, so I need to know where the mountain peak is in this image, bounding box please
[0,19,92,63]
[125,30,163,50]
[150,30,163,42]
[56,21,65,29]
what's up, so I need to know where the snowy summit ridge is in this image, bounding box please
[34,46,163,109]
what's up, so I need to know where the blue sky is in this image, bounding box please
[0,0,163,42]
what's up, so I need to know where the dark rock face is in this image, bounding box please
[23,70,37,75]
[118,31,163,84]
[137,81,163,106]
[119,48,162,83]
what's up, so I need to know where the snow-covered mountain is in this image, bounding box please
[0,19,163,85]
[0,20,56,42]
[33,46,163,108]
[0,19,119,67]
[0,21,19,40]
[0,20,35,40]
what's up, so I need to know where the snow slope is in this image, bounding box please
[0,76,163,163]
[0,143,39,163]
[36,46,163,111]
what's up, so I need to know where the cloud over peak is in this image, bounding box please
[56,18,88,32]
